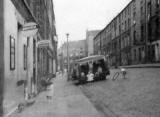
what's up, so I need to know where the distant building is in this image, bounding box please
[59,40,86,58]
[86,30,100,56]
[58,40,86,69]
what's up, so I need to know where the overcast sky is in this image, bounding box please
[53,0,131,48]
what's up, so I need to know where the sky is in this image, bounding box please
[53,0,131,48]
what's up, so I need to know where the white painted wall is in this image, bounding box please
[4,0,20,113]
[3,0,35,114]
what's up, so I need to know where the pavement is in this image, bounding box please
[120,63,160,68]
[80,68,160,117]
[10,73,101,117]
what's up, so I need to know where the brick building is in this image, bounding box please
[94,0,160,67]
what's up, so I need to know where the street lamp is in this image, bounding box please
[66,33,69,81]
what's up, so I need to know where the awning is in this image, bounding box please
[37,40,50,48]
[21,22,38,37]
[37,40,55,58]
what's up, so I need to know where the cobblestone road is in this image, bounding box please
[80,68,160,117]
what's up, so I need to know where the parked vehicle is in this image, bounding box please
[72,55,110,85]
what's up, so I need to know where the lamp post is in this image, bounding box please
[66,33,69,81]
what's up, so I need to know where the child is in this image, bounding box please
[46,80,54,100]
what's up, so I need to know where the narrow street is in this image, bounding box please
[9,68,160,117]
[10,73,101,117]
[1,0,160,117]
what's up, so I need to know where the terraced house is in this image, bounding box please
[94,0,160,67]
[0,0,57,116]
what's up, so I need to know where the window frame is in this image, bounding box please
[24,44,27,70]
[10,35,16,70]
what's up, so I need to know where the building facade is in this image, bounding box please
[3,0,37,115]
[86,30,100,56]
[27,0,57,92]
[0,0,4,116]
[94,0,160,67]
[1,0,57,116]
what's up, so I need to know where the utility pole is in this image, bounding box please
[66,33,70,81]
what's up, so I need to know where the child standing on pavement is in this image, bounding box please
[46,79,54,100]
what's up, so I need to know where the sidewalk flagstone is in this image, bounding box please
[10,73,101,117]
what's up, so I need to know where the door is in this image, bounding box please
[32,39,36,94]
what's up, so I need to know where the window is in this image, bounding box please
[128,6,130,15]
[128,19,131,28]
[125,21,127,30]
[33,39,36,63]
[139,48,141,61]
[156,0,160,7]
[141,6,143,15]
[27,37,30,46]
[126,36,128,47]
[44,0,47,6]
[133,12,136,25]
[24,45,27,70]
[122,23,124,31]
[134,30,136,41]
[121,38,124,49]
[134,49,137,61]
[141,25,144,41]
[147,2,151,21]
[133,12,136,19]
[119,25,121,34]
[10,36,15,70]
[156,18,159,37]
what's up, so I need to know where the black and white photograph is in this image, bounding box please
[0,0,160,117]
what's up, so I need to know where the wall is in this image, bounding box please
[0,0,4,116]
[4,0,20,113]
[3,0,35,114]
[86,30,100,56]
